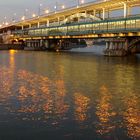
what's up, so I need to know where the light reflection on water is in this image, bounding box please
[0,50,140,140]
[96,86,116,137]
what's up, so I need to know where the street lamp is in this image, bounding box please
[5,22,9,26]
[45,10,49,14]
[77,0,80,8]
[54,1,58,13]
[81,0,84,4]
[12,13,17,22]
[32,13,36,18]
[38,3,43,16]
[62,5,65,9]
[25,9,28,16]
[54,1,65,12]
[3,16,7,25]
[21,16,25,21]
[77,0,85,7]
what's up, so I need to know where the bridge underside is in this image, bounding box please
[10,35,140,56]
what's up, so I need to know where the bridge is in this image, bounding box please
[0,0,140,56]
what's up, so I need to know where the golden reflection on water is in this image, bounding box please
[96,85,116,135]
[123,93,140,139]
[0,67,13,103]
[53,79,69,115]
[11,63,69,123]
[0,51,140,139]
[0,51,17,107]
[74,92,90,122]
[16,70,69,121]
[9,50,16,69]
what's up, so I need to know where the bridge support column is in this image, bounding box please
[44,40,49,49]
[104,39,128,56]
[102,8,105,20]
[29,24,31,28]
[21,25,24,30]
[37,22,40,28]
[47,20,49,27]
[58,17,60,25]
[124,39,129,51]
[105,42,109,49]
[93,10,96,16]
[123,3,127,18]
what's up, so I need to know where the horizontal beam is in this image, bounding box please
[12,16,140,38]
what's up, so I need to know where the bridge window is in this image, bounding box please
[59,26,67,33]
[100,23,107,30]
[93,23,100,31]
[85,24,93,31]
[42,28,48,35]
[108,22,114,30]
[29,30,35,35]
[116,21,125,29]
[79,25,86,31]
[107,21,125,30]
[68,25,79,32]
[34,29,42,35]
[136,19,140,28]
[126,20,136,29]
[49,27,57,32]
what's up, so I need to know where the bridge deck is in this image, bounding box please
[12,16,140,39]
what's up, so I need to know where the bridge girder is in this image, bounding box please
[0,0,140,30]
[63,13,101,24]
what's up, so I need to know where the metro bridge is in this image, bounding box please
[0,0,140,56]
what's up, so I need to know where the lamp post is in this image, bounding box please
[77,0,80,7]
[4,16,7,23]
[61,5,65,9]
[38,3,43,16]
[45,9,49,14]
[21,16,25,21]
[54,1,58,13]
[24,9,28,18]
[77,0,85,7]
[54,1,66,12]
[81,0,84,4]
[12,13,17,22]
[32,13,36,18]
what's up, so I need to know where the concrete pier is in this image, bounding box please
[104,39,128,56]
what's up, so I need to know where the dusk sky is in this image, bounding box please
[0,0,94,23]
[0,0,139,23]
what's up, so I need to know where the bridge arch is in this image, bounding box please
[62,13,101,24]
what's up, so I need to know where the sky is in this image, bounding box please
[0,0,94,23]
[0,0,139,24]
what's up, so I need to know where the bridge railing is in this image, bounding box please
[12,16,140,37]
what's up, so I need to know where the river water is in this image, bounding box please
[0,47,140,140]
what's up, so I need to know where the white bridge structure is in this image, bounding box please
[0,0,140,56]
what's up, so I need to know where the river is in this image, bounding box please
[0,47,140,140]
